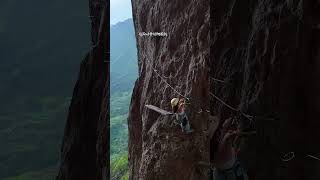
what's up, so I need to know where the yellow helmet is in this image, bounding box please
[171,98,179,108]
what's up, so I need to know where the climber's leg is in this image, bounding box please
[180,116,187,132]
[180,115,193,134]
[175,112,193,134]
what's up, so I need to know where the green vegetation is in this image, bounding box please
[0,96,69,179]
[4,166,57,180]
[110,153,129,180]
[110,91,131,179]
[111,91,132,116]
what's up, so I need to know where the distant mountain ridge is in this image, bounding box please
[110,18,138,94]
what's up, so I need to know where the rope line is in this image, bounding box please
[209,92,238,112]
[209,91,280,124]
[307,154,320,161]
[209,92,255,123]
[281,152,320,162]
[144,58,263,123]
[151,66,187,98]
[146,58,188,99]
[210,77,226,83]
[281,152,295,162]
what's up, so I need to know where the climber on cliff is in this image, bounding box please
[212,118,248,180]
[170,97,194,134]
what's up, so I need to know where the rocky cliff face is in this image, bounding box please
[129,0,210,179]
[56,1,109,180]
[129,0,320,180]
[211,0,320,179]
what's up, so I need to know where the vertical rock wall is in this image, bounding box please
[130,0,320,179]
[129,0,210,179]
[210,0,320,179]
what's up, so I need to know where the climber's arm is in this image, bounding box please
[181,98,193,113]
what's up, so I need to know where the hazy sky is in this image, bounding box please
[111,0,133,25]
